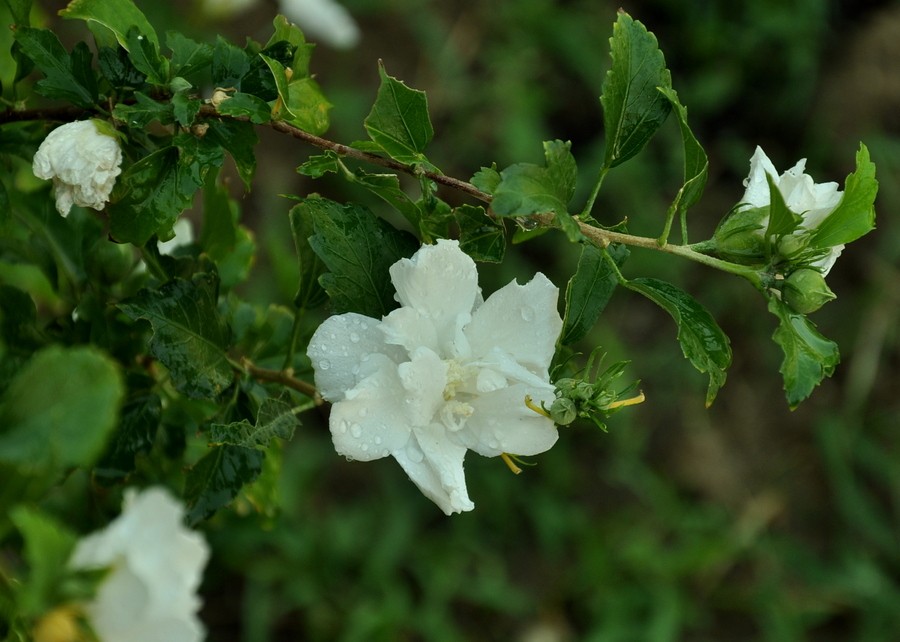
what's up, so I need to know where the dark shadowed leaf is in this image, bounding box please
[184,444,263,524]
[205,119,258,190]
[455,205,505,263]
[94,394,161,482]
[167,31,214,79]
[13,28,98,107]
[561,243,628,345]
[210,393,298,448]
[289,203,328,310]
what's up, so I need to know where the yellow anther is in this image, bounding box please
[500,453,522,475]
[524,394,551,419]
[608,391,646,409]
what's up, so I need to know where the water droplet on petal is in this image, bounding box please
[358,407,368,418]
[520,306,535,321]
[381,449,390,457]
[350,332,360,343]
[351,423,363,438]
[361,443,369,452]
[330,333,337,339]
[338,421,348,434]
[489,440,498,449]
[375,435,382,445]
[319,359,331,370]
[407,442,425,463]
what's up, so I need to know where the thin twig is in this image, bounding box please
[241,357,323,405]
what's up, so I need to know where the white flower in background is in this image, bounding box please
[739,146,844,275]
[158,218,195,254]
[69,487,209,642]
[279,0,361,49]
[32,120,123,218]
[308,240,562,514]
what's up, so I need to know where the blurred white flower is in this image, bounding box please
[308,239,562,514]
[158,218,195,254]
[279,0,360,49]
[69,487,209,642]
[740,146,844,275]
[32,120,122,218]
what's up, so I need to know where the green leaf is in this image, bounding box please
[658,86,707,216]
[204,118,258,190]
[97,44,145,88]
[171,91,202,127]
[0,285,42,355]
[60,0,158,48]
[13,28,98,107]
[266,15,314,74]
[242,40,294,100]
[242,439,283,524]
[94,394,161,482]
[283,77,331,135]
[216,91,272,124]
[289,203,328,309]
[125,25,168,85]
[259,53,292,117]
[9,506,77,617]
[5,0,31,26]
[364,62,434,164]
[297,150,342,178]
[809,144,878,248]
[0,178,10,237]
[0,346,123,469]
[768,297,840,409]
[454,204,505,263]
[200,175,255,290]
[117,273,234,399]
[304,196,418,317]
[347,169,440,241]
[114,91,174,128]
[210,393,298,447]
[471,164,501,195]
[211,35,250,88]
[626,278,731,406]
[491,140,582,241]
[167,31,214,79]
[184,443,263,524]
[600,12,672,169]
[561,243,628,345]
[764,172,802,239]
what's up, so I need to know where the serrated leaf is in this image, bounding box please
[289,203,328,309]
[5,0,31,26]
[364,63,434,164]
[9,506,77,617]
[626,278,731,405]
[600,12,672,168]
[118,273,234,399]
[167,31,214,79]
[216,91,272,124]
[60,0,158,49]
[184,443,263,524]
[125,26,168,85]
[0,346,123,468]
[210,394,298,447]
[297,150,342,178]
[283,77,331,134]
[561,243,628,345]
[454,204,505,263]
[211,35,250,88]
[13,28,98,107]
[658,87,707,217]
[242,40,294,100]
[471,164,501,195]
[204,118,258,191]
[347,169,440,241]
[113,92,174,128]
[304,196,418,317]
[266,15,314,74]
[491,140,582,241]
[97,44,145,88]
[171,91,201,127]
[768,297,840,409]
[259,53,296,121]
[809,144,878,248]
[94,394,161,482]
[765,172,802,239]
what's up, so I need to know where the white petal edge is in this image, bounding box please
[459,383,558,457]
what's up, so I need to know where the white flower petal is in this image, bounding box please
[331,353,412,461]
[465,272,561,377]
[278,0,360,49]
[740,146,779,209]
[308,312,404,402]
[401,422,474,514]
[397,347,447,427]
[391,433,468,514]
[380,306,439,355]
[812,244,844,276]
[459,383,558,457]
[389,239,480,346]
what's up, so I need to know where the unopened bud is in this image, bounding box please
[782,268,836,314]
[549,398,577,425]
[713,206,768,264]
[776,232,812,260]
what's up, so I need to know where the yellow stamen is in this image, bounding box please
[524,394,551,419]
[501,453,522,474]
[608,391,646,409]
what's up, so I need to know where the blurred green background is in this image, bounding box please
[30,0,900,639]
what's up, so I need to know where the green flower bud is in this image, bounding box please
[782,268,836,314]
[549,398,577,426]
[775,232,812,260]
[713,206,768,264]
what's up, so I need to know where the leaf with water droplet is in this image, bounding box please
[209,392,298,448]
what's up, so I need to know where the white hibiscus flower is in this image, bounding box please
[308,239,562,514]
[278,0,360,49]
[32,120,123,218]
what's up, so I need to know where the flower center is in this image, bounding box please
[440,358,476,431]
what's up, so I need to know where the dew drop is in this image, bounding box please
[520,306,535,321]
[339,420,348,434]
[407,442,425,463]
[358,407,368,418]
[375,435,382,445]
[350,423,363,438]
[319,359,331,370]
[330,333,337,339]
[360,322,369,330]
[361,443,369,452]
[350,332,360,343]
[489,440,498,449]
[381,449,390,457]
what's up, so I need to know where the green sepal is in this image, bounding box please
[117,272,234,400]
[808,144,878,249]
[764,172,802,240]
[184,443,263,524]
[625,278,731,406]
[304,195,418,317]
[364,62,435,165]
[600,12,672,169]
[492,140,582,241]
[454,204,505,263]
[768,297,840,409]
[561,243,628,345]
[0,345,123,469]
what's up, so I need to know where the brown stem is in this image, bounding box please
[0,105,91,123]
[241,357,323,405]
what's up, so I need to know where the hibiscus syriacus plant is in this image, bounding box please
[0,1,879,640]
